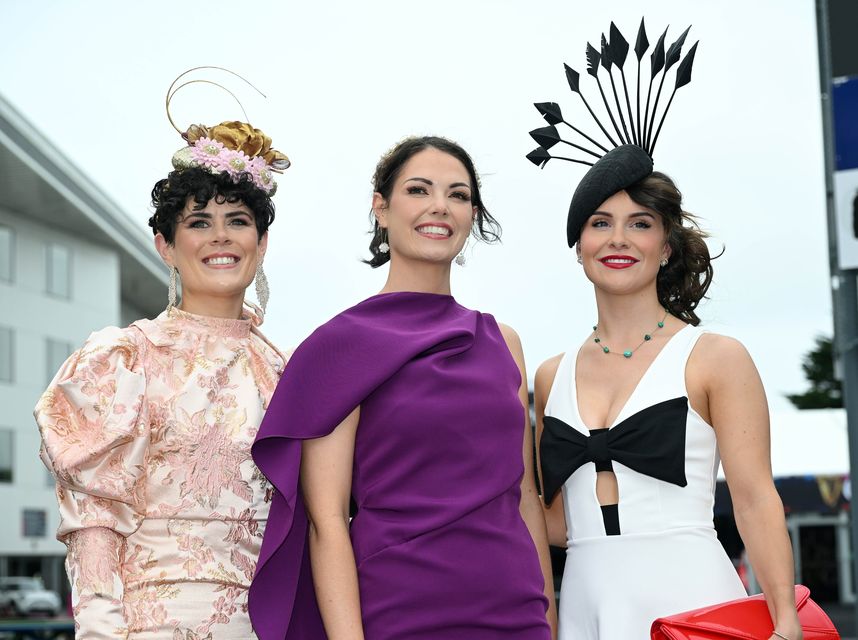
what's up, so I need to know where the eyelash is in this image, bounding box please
[590,219,652,229]
[187,219,251,228]
[406,186,471,201]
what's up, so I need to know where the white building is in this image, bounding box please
[0,93,166,601]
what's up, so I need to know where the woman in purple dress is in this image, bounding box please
[249,136,555,639]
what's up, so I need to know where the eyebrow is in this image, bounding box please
[592,211,654,218]
[184,210,253,219]
[404,177,472,190]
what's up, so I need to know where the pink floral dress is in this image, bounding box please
[35,307,286,639]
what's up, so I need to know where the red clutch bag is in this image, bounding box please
[651,585,840,639]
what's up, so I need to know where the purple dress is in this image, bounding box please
[249,292,550,639]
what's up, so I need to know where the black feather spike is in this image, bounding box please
[650,27,668,76]
[592,37,626,144]
[525,147,595,169]
[529,125,562,150]
[647,26,691,151]
[642,27,668,147]
[563,63,618,149]
[609,22,629,66]
[600,34,613,72]
[674,40,698,89]
[525,147,551,168]
[534,102,563,125]
[586,43,601,77]
[649,41,699,155]
[634,18,649,61]
[602,31,630,144]
[609,22,636,145]
[664,25,691,72]
[564,66,581,94]
[531,125,603,159]
[634,18,649,144]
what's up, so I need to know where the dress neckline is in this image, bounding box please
[161,307,253,339]
[572,324,692,431]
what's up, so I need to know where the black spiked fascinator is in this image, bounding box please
[527,19,699,247]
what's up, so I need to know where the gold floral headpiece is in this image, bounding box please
[166,67,290,195]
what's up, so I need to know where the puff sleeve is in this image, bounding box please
[35,326,149,639]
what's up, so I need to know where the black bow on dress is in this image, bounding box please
[540,396,689,504]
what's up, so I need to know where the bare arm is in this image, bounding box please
[534,355,568,548]
[693,335,802,640]
[301,406,365,640]
[499,324,558,639]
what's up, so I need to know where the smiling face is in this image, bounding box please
[372,147,475,267]
[155,197,266,315]
[577,190,670,295]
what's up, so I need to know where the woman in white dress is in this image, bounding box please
[527,20,802,640]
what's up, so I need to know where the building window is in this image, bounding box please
[0,326,12,383]
[0,226,12,283]
[22,509,47,538]
[45,243,71,298]
[45,339,72,385]
[0,429,12,482]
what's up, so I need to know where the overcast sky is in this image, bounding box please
[1,0,832,412]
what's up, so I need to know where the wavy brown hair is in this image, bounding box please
[365,136,500,268]
[624,171,718,326]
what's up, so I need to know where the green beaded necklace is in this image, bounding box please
[593,309,669,358]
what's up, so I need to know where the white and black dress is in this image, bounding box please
[541,325,746,639]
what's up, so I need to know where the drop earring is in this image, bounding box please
[255,261,269,312]
[455,238,469,266]
[378,228,390,253]
[168,267,179,311]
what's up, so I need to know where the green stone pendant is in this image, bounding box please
[592,309,668,358]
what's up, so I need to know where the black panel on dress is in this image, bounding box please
[540,396,689,505]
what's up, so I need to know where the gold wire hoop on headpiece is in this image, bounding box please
[165,66,266,137]
[164,66,290,195]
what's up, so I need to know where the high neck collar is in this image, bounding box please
[161,306,254,339]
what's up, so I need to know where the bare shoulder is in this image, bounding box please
[497,322,521,348]
[535,353,565,398]
[692,332,754,366]
[690,332,760,389]
[496,322,525,360]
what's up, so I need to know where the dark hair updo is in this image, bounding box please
[624,171,718,326]
[365,136,501,268]
[149,167,275,244]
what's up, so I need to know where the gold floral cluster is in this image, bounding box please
[184,121,290,171]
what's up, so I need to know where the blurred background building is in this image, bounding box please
[0,92,166,604]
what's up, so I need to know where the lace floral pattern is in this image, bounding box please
[36,308,285,638]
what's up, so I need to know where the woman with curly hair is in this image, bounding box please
[35,111,293,638]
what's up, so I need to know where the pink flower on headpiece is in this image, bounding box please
[180,135,278,195]
[190,138,226,169]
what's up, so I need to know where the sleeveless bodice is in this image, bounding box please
[545,325,720,540]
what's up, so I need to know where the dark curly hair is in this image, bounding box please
[365,136,501,268]
[624,171,719,326]
[149,167,275,244]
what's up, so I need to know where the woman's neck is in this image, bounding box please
[178,291,245,319]
[592,286,666,341]
[379,258,453,296]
